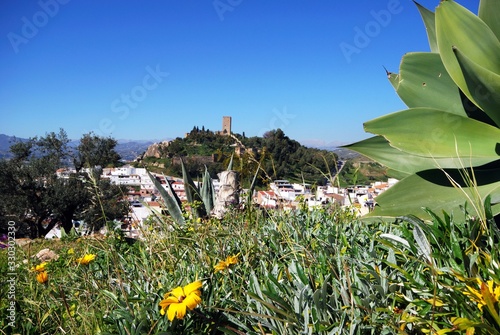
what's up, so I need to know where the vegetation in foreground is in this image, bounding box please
[1,1,499,334]
[1,203,499,334]
[346,0,500,219]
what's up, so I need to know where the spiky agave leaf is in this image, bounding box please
[227,153,234,171]
[200,166,214,214]
[414,1,438,52]
[344,0,500,219]
[147,170,185,226]
[436,0,500,126]
[180,157,206,218]
[387,52,465,116]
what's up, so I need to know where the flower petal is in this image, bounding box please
[183,281,202,296]
[227,255,238,265]
[36,271,48,283]
[159,296,179,309]
[184,293,202,310]
[170,286,184,299]
[167,304,177,321]
[214,261,228,272]
[176,302,187,319]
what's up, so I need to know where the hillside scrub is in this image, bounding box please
[138,128,342,187]
[1,203,499,334]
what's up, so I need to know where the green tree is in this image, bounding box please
[74,132,121,171]
[0,129,127,237]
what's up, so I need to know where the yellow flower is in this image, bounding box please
[214,255,239,272]
[76,254,96,265]
[159,281,202,321]
[36,271,48,283]
[67,248,74,255]
[226,255,238,265]
[31,262,48,272]
[464,278,500,311]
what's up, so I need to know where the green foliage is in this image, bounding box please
[338,159,387,187]
[74,133,121,172]
[141,127,340,187]
[344,0,500,220]
[147,158,217,226]
[2,201,499,334]
[147,170,185,226]
[0,129,127,237]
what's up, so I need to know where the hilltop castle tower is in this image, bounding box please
[222,116,231,135]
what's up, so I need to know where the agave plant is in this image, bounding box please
[147,155,261,225]
[147,158,215,226]
[345,0,500,221]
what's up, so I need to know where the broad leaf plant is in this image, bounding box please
[345,0,500,221]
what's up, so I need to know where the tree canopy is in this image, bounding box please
[0,129,127,238]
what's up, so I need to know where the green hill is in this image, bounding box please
[136,127,344,188]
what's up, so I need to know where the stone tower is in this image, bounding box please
[222,116,231,135]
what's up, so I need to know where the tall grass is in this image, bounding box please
[1,202,499,334]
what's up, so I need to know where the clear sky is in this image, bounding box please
[0,0,479,147]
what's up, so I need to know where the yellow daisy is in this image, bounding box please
[214,255,239,272]
[76,254,96,265]
[31,262,48,272]
[159,281,202,321]
[465,278,500,311]
[36,271,48,284]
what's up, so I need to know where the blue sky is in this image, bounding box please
[0,0,479,147]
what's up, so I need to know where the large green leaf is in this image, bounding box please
[436,0,500,110]
[386,70,399,91]
[227,153,234,171]
[415,1,438,52]
[147,170,185,226]
[478,0,500,42]
[180,157,206,218]
[367,166,500,219]
[452,46,500,127]
[247,162,262,204]
[390,52,465,116]
[343,136,495,176]
[364,108,500,159]
[200,166,214,214]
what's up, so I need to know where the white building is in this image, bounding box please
[270,180,296,201]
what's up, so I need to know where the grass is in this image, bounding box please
[1,203,499,334]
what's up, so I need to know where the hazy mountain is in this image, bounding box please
[115,140,156,161]
[0,134,155,161]
[1,133,354,162]
[0,134,26,159]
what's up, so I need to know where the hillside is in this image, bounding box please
[0,132,386,186]
[338,155,388,186]
[136,127,386,188]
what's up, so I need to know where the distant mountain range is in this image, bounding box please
[0,134,357,161]
[114,140,157,161]
[0,134,155,161]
